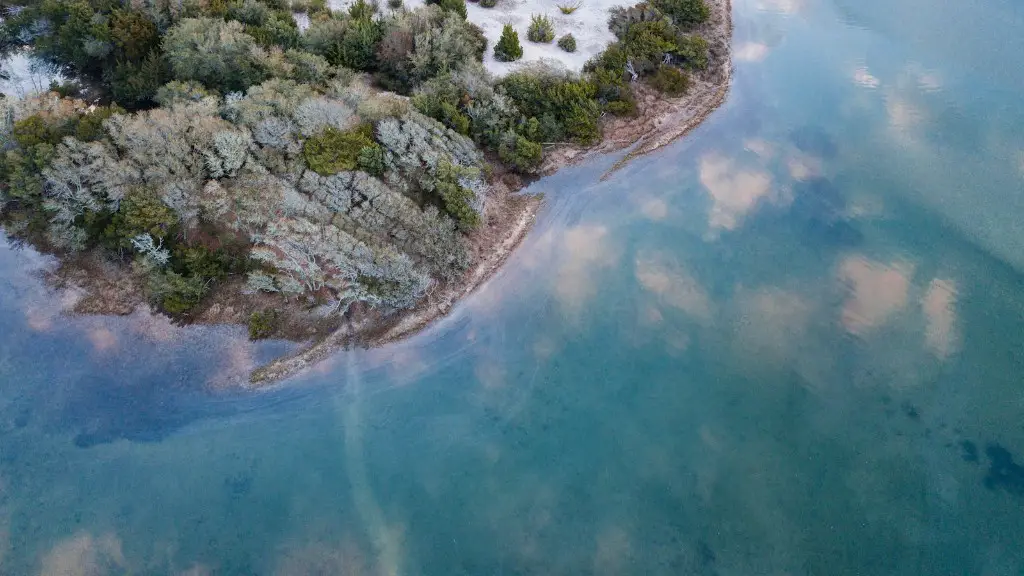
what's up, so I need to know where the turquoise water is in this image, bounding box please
[3,0,1024,573]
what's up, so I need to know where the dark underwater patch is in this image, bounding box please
[983,443,1024,496]
[960,440,978,463]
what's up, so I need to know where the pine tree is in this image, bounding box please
[493,25,523,62]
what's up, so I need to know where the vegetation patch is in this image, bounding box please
[527,14,556,43]
[248,309,280,340]
[649,64,690,96]
[558,34,578,52]
[302,124,381,176]
[558,1,583,14]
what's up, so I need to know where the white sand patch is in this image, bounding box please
[331,0,620,76]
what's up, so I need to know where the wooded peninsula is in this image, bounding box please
[0,0,730,384]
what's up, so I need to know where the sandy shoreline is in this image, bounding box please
[38,0,732,387]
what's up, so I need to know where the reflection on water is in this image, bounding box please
[2,0,1024,572]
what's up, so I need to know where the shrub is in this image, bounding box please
[412,79,472,134]
[302,14,383,71]
[172,244,239,282]
[357,144,386,176]
[499,69,600,143]
[248,309,279,340]
[558,1,582,14]
[433,0,468,19]
[245,13,301,49]
[434,161,480,229]
[154,81,212,107]
[108,52,169,110]
[228,0,272,25]
[148,269,208,314]
[494,25,524,62]
[480,0,497,7]
[290,0,328,13]
[303,124,381,175]
[388,0,403,7]
[281,49,333,84]
[557,34,577,52]
[650,0,710,27]
[608,3,666,39]
[527,14,555,43]
[164,18,270,93]
[673,34,709,70]
[649,64,689,95]
[621,20,679,73]
[498,132,542,172]
[109,188,179,246]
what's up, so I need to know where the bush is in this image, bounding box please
[431,0,469,19]
[303,14,383,71]
[527,14,555,43]
[650,0,710,27]
[376,8,486,91]
[494,25,524,62]
[108,52,169,109]
[148,269,208,314]
[348,0,378,20]
[248,309,279,340]
[557,34,577,52]
[388,0,403,7]
[245,13,301,49]
[172,244,238,282]
[303,124,381,175]
[649,64,689,95]
[608,3,666,39]
[480,0,497,7]
[499,69,600,143]
[498,132,542,172]
[107,188,179,247]
[164,18,270,93]
[412,78,472,134]
[621,20,679,73]
[435,162,480,229]
[673,34,709,70]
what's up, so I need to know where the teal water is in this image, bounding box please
[3,0,1024,573]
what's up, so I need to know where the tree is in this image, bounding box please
[494,25,523,62]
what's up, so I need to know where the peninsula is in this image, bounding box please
[0,0,731,385]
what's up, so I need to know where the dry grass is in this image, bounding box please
[557,1,582,14]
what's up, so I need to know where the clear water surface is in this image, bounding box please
[2,0,1024,573]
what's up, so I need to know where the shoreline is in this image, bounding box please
[35,0,733,387]
[251,0,733,386]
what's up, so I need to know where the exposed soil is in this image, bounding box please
[38,0,732,387]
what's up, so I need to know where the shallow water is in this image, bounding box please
[3,0,1024,573]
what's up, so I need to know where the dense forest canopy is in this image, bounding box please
[0,0,710,328]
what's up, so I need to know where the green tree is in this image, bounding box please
[494,25,523,62]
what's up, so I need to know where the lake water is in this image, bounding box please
[3,0,1024,573]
